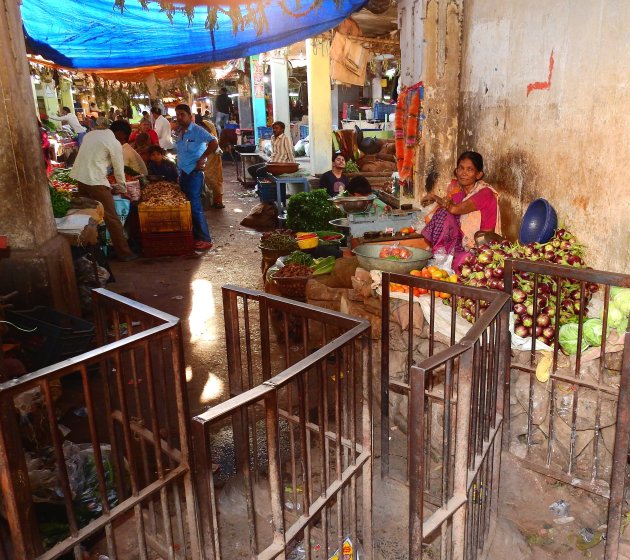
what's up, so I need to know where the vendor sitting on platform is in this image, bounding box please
[346,175,389,213]
[147,145,179,183]
[248,121,295,180]
[319,152,349,196]
[421,151,501,271]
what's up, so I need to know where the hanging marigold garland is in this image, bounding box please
[395,89,421,181]
[401,90,420,181]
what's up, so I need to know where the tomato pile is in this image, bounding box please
[379,245,413,260]
[390,266,457,298]
[107,173,140,184]
[50,180,75,193]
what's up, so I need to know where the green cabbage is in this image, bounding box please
[559,323,590,355]
[605,301,628,333]
[612,288,630,316]
[582,318,604,347]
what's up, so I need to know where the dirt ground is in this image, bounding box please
[104,162,610,559]
[109,161,264,417]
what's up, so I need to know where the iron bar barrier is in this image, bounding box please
[502,259,630,559]
[379,272,511,559]
[192,286,373,559]
[0,289,201,559]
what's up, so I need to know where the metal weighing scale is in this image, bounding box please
[330,208,423,247]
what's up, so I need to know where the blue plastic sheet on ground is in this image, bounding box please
[22,0,367,70]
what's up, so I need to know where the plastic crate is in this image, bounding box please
[257,126,273,140]
[257,181,286,204]
[138,202,192,233]
[373,103,396,121]
[6,306,95,369]
[141,230,194,257]
[299,125,309,140]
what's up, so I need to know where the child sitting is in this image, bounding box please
[147,145,178,183]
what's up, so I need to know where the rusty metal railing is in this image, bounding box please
[380,273,511,558]
[192,286,372,559]
[0,289,201,559]
[502,259,630,558]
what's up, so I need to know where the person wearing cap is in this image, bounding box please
[174,103,218,251]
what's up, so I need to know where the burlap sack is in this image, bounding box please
[239,202,278,230]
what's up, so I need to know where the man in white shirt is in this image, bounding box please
[151,106,174,150]
[70,122,138,261]
[110,120,148,176]
[48,106,87,145]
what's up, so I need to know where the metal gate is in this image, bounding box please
[191,286,373,559]
[503,259,630,558]
[0,289,201,559]
[380,272,511,559]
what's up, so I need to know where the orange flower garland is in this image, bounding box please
[400,90,420,181]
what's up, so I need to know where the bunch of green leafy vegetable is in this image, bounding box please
[285,251,315,267]
[51,168,78,185]
[49,186,71,218]
[344,160,359,173]
[286,189,343,232]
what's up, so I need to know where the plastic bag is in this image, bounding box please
[428,248,454,274]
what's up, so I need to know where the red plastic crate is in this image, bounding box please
[141,231,194,257]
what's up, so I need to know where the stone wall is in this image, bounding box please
[459,0,630,272]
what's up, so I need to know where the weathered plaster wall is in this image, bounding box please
[398,0,463,201]
[459,0,630,272]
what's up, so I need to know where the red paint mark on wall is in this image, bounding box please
[526,50,555,96]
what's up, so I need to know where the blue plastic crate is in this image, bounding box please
[257,126,273,139]
[257,181,286,204]
[373,103,396,121]
[299,125,309,140]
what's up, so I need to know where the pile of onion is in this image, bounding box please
[454,229,596,345]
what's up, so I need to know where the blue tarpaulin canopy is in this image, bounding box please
[21,0,366,70]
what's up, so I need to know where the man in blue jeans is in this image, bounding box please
[174,103,218,251]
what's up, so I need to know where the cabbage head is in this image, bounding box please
[559,323,590,355]
[604,301,629,333]
[612,288,630,317]
[582,318,603,347]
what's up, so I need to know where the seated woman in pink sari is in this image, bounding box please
[421,151,501,271]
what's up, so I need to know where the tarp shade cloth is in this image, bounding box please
[21,0,367,70]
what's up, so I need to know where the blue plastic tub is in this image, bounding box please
[519,198,557,244]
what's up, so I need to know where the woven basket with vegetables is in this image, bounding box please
[272,252,336,299]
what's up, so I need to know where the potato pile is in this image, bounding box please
[141,182,188,207]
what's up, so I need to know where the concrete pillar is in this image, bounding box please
[250,55,267,144]
[42,80,60,123]
[0,0,79,314]
[237,78,254,130]
[331,84,339,129]
[270,54,290,127]
[30,77,38,115]
[306,37,332,175]
[371,62,383,102]
[60,78,74,112]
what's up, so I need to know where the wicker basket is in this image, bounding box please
[258,245,295,261]
[272,272,311,300]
